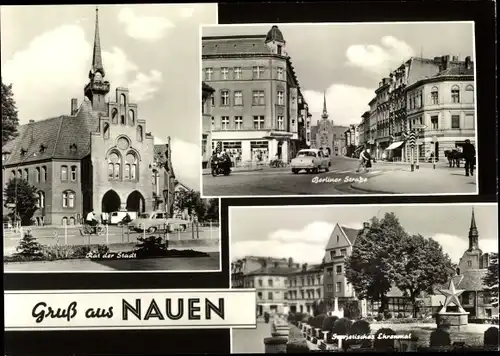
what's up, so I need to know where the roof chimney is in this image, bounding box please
[441,55,450,70]
[71,98,78,115]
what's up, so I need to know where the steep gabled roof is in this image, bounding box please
[341,226,361,245]
[202,36,271,56]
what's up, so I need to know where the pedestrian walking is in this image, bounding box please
[462,139,475,176]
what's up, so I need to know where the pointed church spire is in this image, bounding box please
[90,6,105,78]
[321,90,329,120]
[468,207,479,250]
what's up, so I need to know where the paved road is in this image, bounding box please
[232,322,272,353]
[203,157,471,196]
[3,225,220,253]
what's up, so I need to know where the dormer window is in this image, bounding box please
[39,144,47,153]
[70,143,77,153]
[277,45,282,55]
[20,149,27,157]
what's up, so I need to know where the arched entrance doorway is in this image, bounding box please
[126,191,145,214]
[101,190,121,213]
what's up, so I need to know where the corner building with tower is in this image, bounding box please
[2,9,175,225]
[202,25,311,165]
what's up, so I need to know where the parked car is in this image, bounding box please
[290,149,330,174]
[109,211,137,225]
[132,211,189,233]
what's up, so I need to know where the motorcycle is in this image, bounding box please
[270,159,286,168]
[79,223,107,236]
[211,159,231,177]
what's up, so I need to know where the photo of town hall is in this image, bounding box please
[201,22,478,197]
[2,5,220,272]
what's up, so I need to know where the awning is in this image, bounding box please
[385,141,405,150]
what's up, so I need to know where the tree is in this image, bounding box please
[345,213,407,312]
[483,252,499,307]
[205,198,219,221]
[4,178,39,225]
[173,189,207,220]
[16,230,43,260]
[393,234,454,317]
[2,82,20,145]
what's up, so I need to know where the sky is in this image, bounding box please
[203,22,474,128]
[1,4,218,190]
[230,204,498,265]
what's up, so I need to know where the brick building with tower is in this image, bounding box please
[2,9,176,225]
[201,25,311,165]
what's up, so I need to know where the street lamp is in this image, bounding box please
[14,152,37,228]
[432,135,437,170]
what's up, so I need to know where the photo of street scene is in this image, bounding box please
[230,204,498,353]
[201,22,477,197]
[2,4,220,272]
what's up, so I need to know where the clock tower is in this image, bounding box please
[84,7,110,114]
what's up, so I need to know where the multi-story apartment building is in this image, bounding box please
[367,97,378,153]
[286,263,324,315]
[243,265,298,316]
[374,78,391,159]
[231,259,245,288]
[405,56,475,161]
[201,25,310,165]
[201,82,215,168]
[358,112,369,149]
[323,223,365,308]
[343,124,358,157]
[2,9,175,225]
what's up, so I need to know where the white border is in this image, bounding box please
[199,21,479,199]
[4,198,222,274]
[228,201,497,352]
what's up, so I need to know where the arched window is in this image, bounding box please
[17,169,21,178]
[431,86,439,105]
[62,217,68,226]
[136,125,143,142]
[103,123,110,139]
[451,85,460,103]
[111,108,118,124]
[120,94,126,106]
[107,151,122,181]
[11,170,15,179]
[35,167,40,182]
[464,85,474,103]
[62,190,75,208]
[22,168,28,181]
[69,217,75,225]
[38,191,45,208]
[42,166,47,182]
[61,165,68,181]
[128,109,135,126]
[124,152,138,181]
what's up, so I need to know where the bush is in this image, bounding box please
[397,312,404,319]
[41,244,74,260]
[302,315,313,324]
[385,311,393,320]
[375,313,384,321]
[332,317,353,335]
[346,320,372,349]
[430,328,451,347]
[374,328,396,351]
[286,339,309,353]
[484,326,499,347]
[322,315,339,331]
[288,324,304,340]
[135,235,169,257]
[15,230,43,260]
[264,312,270,323]
[311,313,326,329]
[344,300,361,319]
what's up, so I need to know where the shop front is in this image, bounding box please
[385,140,405,162]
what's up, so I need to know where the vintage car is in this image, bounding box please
[290,149,330,174]
[132,211,189,233]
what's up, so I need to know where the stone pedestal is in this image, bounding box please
[330,297,344,318]
[264,337,288,353]
[436,312,469,331]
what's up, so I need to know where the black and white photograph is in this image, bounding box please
[201,22,478,197]
[1,4,221,272]
[229,203,498,353]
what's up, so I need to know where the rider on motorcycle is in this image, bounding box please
[85,210,98,235]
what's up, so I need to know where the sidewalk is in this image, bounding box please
[350,166,477,194]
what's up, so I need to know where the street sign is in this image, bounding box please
[413,124,427,130]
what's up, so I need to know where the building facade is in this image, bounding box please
[343,124,358,157]
[374,78,391,160]
[286,263,324,315]
[405,56,475,162]
[2,9,170,225]
[323,224,362,308]
[244,266,297,316]
[202,25,309,165]
[202,82,215,168]
[310,93,348,156]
